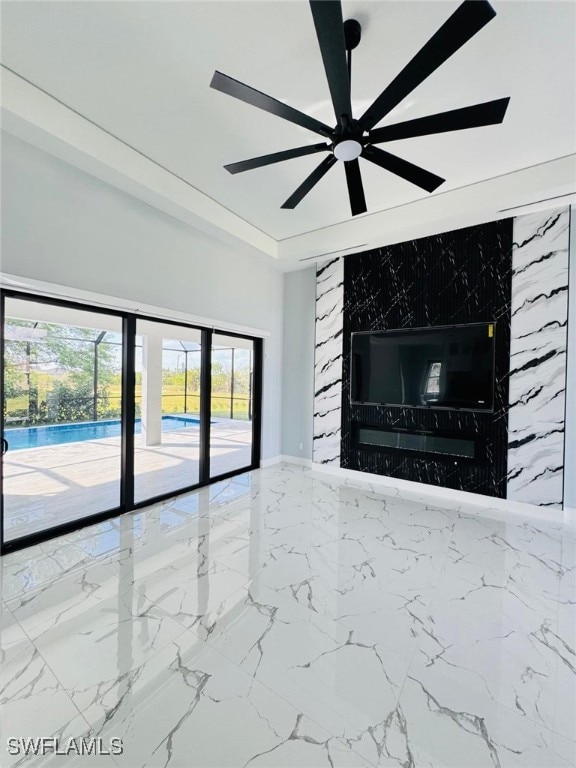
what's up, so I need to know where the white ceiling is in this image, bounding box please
[1,0,575,259]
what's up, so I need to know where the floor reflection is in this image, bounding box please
[1,464,574,768]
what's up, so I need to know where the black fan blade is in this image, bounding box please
[211,71,333,138]
[359,0,497,131]
[369,98,510,143]
[225,144,329,174]
[344,159,367,216]
[281,155,337,209]
[362,146,445,193]
[309,0,352,121]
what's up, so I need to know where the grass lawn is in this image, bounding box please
[6,385,251,424]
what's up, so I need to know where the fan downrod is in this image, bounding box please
[344,19,361,51]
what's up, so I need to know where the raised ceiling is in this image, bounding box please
[1,0,575,262]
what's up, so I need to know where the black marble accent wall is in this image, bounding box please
[341,220,513,497]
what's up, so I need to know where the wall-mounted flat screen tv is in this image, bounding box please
[351,323,496,411]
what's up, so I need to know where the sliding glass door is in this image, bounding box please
[210,334,256,478]
[133,320,202,504]
[1,296,123,543]
[0,291,262,552]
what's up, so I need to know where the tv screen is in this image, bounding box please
[351,323,496,411]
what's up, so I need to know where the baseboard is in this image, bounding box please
[563,506,576,527]
[283,455,313,467]
[260,455,282,468]
[310,462,567,524]
[260,454,312,468]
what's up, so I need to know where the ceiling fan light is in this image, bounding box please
[334,139,362,162]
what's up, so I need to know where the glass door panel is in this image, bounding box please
[133,320,202,503]
[210,334,254,478]
[2,297,123,542]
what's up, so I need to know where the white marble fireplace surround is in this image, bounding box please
[313,208,572,510]
[313,257,344,466]
[1,463,574,767]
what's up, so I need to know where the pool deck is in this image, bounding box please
[3,418,253,542]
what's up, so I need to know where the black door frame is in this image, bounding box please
[0,289,263,555]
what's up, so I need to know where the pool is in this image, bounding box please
[4,415,200,451]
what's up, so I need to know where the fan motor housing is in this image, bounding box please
[344,19,361,50]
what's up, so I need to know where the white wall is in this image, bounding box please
[281,267,316,460]
[0,132,284,459]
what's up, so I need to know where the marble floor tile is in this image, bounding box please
[132,550,251,631]
[30,594,189,718]
[430,546,566,635]
[1,463,574,768]
[387,674,576,768]
[410,609,575,742]
[89,631,367,768]
[202,583,411,739]
[0,603,94,768]
[4,554,126,641]
[0,518,125,603]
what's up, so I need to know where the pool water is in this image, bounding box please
[4,415,200,451]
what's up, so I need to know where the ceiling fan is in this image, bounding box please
[210,0,510,217]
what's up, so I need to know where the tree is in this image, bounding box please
[211,360,231,394]
[3,318,121,426]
